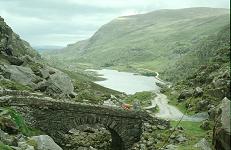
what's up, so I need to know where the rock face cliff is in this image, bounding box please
[213,98,230,150]
[0,16,74,98]
[0,16,40,64]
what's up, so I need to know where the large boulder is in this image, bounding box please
[0,113,19,134]
[18,141,35,150]
[177,90,193,102]
[38,67,50,79]
[213,97,230,150]
[207,88,229,100]
[194,138,211,150]
[1,64,74,98]
[0,53,24,66]
[196,100,210,111]
[175,134,187,143]
[212,78,227,88]
[165,144,178,150]
[200,120,211,130]
[0,129,16,146]
[36,68,74,97]
[2,65,40,88]
[30,135,62,150]
[208,105,216,120]
[194,87,203,97]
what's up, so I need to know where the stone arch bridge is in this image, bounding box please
[0,90,149,150]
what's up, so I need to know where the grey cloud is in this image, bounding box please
[0,0,122,19]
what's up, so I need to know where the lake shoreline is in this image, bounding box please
[85,69,161,95]
[86,69,208,121]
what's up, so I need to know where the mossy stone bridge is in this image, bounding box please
[0,90,148,150]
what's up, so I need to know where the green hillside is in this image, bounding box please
[162,24,230,82]
[163,25,230,112]
[43,7,230,73]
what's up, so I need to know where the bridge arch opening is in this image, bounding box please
[68,115,128,150]
[108,127,125,150]
[63,123,125,150]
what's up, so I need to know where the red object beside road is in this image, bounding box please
[122,103,132,110]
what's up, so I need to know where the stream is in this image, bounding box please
[86,69,208,121]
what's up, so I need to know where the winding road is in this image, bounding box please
[145,92,208,122]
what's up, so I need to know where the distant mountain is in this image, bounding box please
[33,45,64,52]
[43,7,230,72]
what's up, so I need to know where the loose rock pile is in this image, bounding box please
[63,124,111,150]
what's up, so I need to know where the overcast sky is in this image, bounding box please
[0,0,229,47]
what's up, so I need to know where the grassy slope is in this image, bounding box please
[153,121,209,149]
[124,91,156,107]
[162,24,230,115]
[162,24,230,82]
[42,8,230,73]
[59,68,122,104]
[170,121,210,150]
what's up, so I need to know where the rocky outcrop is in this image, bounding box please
[213,97,230,150]
[194,138,211,150]
[3,65,39,88]
[64,125,111,150]
[208,105,216,120]
[36,68,74,97]
[1,16,75,98]
[0,16,39,61]
[0,129,16,146]
[30,135,63,150]
[132,119,171,150]
[177,90,193,102]
[0,129,63,150]
[194,87,203,97]
[196,100,210,111]
[0,64,74,98]
[165,144,178,150]
[200,120,212,130]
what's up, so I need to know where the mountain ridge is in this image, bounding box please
[43,7,230,72]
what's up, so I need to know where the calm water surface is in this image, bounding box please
[86,69,161,94]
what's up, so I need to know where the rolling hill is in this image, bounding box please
[43,7,230,73]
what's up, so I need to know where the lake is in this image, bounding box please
[86,69,161,94]
[86,69,207,121]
